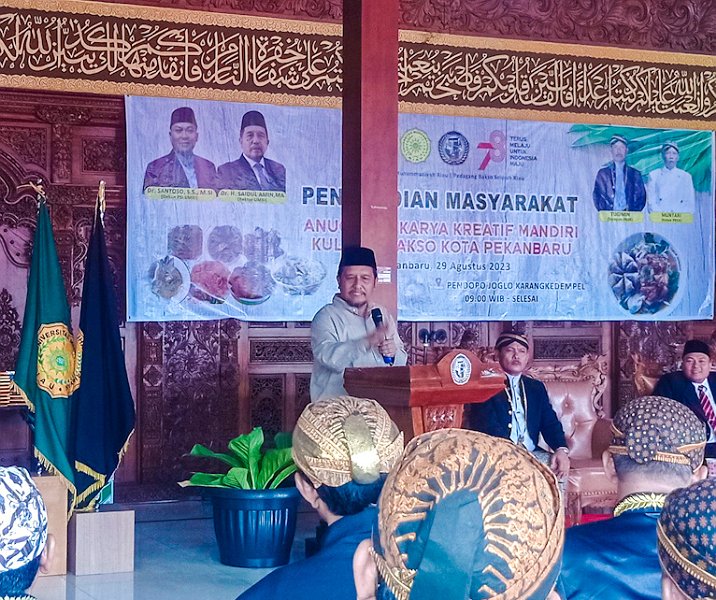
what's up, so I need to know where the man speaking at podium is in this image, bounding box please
[466,331,570,479]
[310,246,407,402]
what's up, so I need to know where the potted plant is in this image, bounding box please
[179,427,299,567]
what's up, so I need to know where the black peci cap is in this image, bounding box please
[682,339,711,358]
[170,107,197,127]
[240,110,267,133]
[338,246,377,274]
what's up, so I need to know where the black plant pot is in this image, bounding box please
[209,487,301,567]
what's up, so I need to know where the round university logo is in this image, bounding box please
[438,131,469,165]
[450,353,472,386]
[36,323,82,398]
[400,129,431,163]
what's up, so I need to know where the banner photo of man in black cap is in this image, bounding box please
[216,110,287,192]
[592,134,646,212]
[653,339,716,459]
[310,246,407,402]
[143,106,217,190]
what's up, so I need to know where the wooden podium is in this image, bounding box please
[344,350,504,438]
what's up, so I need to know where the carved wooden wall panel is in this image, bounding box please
[618,321,692,408]
[0,126,48,169]
[119,0,342,20]
[398,0,716,54]
[294,374,312,424]
[533,338,602,361]
[249,374,285,437]
[250,338,313,363]
[108,0,716,55]
[0,90,134,477]
[139,320,242,483]
[0,289,21,372]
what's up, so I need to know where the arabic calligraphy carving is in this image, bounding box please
[0,3,713,121]
[0,7,342,95]
[399,42,716,120]
[119,0,715,56]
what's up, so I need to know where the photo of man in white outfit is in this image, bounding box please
[647,141,695,213]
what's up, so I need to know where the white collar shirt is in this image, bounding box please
[692,379,716,443]
[505,374,535,451]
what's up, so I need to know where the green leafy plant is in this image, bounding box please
[179,428,297,490]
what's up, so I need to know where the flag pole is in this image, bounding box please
[97,180,106,226]
[18,178,47,207]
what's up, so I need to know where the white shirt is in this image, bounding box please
[647,167,695,213]
[505,374,535,451]
[176,152,198,188]
[242,154,266,170]
[692,379,716,443]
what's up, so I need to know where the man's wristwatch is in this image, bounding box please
[556,447,570,456]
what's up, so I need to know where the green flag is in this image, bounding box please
[12,193,79,506]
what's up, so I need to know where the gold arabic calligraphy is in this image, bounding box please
[0,9,342,93]
[400,44,716,119]
[0,5,713,121]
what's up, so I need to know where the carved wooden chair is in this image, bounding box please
[411,349,617,516]
[527,355,617,517]
[630,352,662,396]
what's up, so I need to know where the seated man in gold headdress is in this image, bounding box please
[353,428,564,600]
[237,396,403,600]
[657,478,716,600]
[560,396,707,600]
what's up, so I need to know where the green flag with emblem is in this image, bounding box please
[12,185,79,507]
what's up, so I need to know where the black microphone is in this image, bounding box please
[370,308,394,365]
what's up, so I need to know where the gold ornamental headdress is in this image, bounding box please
[608,395,706,470]
[657,478,716,599]
[372,428,564,600]
[292,396,403,487]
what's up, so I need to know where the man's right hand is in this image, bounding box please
[378,337,397,360]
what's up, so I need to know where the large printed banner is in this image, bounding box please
[126,96,342,322]
[126,96,714,322]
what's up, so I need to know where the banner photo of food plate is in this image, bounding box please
[126,96,714,322]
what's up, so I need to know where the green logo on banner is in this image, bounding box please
[401,128,431,163]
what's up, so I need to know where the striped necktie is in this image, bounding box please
[254,163,271,190]
[698,384,716,431]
